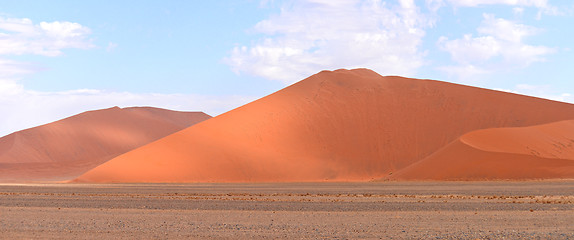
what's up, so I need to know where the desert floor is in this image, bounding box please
[0,181,573,239]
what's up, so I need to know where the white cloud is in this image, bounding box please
[513,7,525,16]
[438,14,555,78]
[477,14,540,43]
[106,42,118,52]
[448,0,548,8]
[0,79,24,95]
[0,17,93,57]
[496,84,574,103]
[0,59,38,78]
[436,64,490,80]
[226,0,433,83]
[0,17,95,98]
[426,0,445,12]
[444,0,567,18]
[438,35,501,64]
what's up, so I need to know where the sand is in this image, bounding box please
[78,69,574,183]
[0,107,210,182]
[1,182,573,239]
[389,120,574,180]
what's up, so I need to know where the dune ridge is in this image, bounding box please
[0,107,211,182]
[388,120,574,180]
[77,69,574,182]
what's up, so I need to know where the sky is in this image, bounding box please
[0,0,573,136]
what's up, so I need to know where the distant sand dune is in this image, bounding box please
[76,69,574,182]
[0,107,210,182]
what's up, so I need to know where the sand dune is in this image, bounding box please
[388,120,574,180]
[77,69,574,182]
[0,107,210,182]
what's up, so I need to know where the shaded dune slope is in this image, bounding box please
[78,69,574,182]
[388,120,574,180]
[0,107,211,182]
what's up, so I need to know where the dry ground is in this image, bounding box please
[0,181,573,239]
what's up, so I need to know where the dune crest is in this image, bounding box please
[0,107,211,182]
[388,120,574,180]
[77,69,574,182]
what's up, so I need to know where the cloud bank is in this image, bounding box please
[0,16,94,80]
[227,0,564,83]
[226,0,432,83]
[0,17,93,56]
[437,13,555,78]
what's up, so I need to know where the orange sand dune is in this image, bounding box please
[388,120,574,180]
[0,107,210,182]
[77,69,574,183]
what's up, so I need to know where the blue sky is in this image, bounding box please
[0,0,573,136]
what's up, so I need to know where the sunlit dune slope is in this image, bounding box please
[77,69,574,182]
[0,107,211,182]
[388,120,574,180]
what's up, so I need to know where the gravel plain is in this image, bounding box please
[0,181,573,239]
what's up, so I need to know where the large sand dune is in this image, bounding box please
[0,107,210,182]
[77,69,574,182]
[388,120,574,180]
